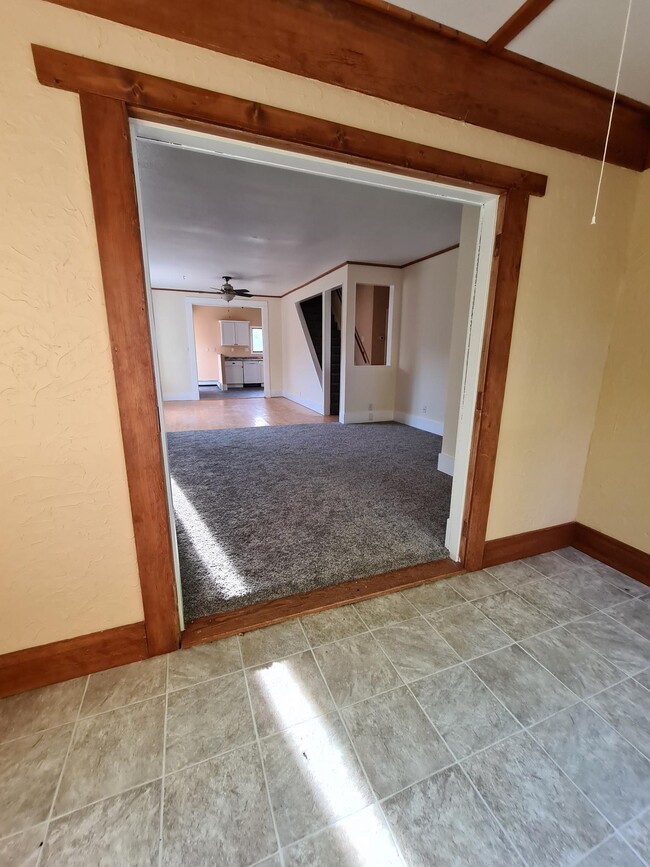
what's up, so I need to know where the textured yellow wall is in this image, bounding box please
[0,0,640,652]
[578,172,650,554]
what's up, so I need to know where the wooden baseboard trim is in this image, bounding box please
[482,522,577,567]
[574,524,650,587]
[0,622,148,698]
[183,559,462,647]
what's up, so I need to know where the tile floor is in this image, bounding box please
[2,548,650,866]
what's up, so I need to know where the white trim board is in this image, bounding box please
[282,391,324,414]
[342,410,395,424]
[393,411,444,436]
[183,295,272,401]
[437,452,455,476]
[163,391,199,401]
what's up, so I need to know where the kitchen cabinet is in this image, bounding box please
[220,320,250,346]
[243,358,264,385]
[224,359,244,386]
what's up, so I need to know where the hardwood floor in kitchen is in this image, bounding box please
[163,395,339,432]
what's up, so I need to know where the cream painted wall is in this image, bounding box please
[280,269,346,413]
[150,291,194,399]
[0,0,640,653]
[395,250,459,433]
[577,172,650,555]
[151,291,280,400]
[343,265,403,423]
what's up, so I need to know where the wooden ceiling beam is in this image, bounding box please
[487,0,556,52]
[32,46,547,196]
[42,0,650,170]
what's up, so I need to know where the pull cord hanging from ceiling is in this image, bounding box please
[591,0,634,225]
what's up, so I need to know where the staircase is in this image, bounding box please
[300,292,341,416]
[330,312,341,416]
[299,296,323,368]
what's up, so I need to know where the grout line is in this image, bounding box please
[5,558,648,860]
[402,674,531,867]
[157,654,170,867]
[614,831,650,867]
[484,560,547,581]
[37,776,164,825]
[572,831,619,865]
[160,735,260,778]
[525,723,621,834]
[0,688,170,750]
[239,635,286,867]
[422,601,515,648]
[269,802,402,865]
[458,665,619,843]
[580,690,650,767]
[560,616,650,680]
[35,674,90,867]
[615,811,650,867]
[298,620,408,866]
[363,623,531,864]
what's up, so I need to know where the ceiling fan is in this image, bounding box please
[210,276,254,303]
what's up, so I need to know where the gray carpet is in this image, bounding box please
[166,422,452,621]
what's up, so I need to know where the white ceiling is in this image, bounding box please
[510,0,650,105]
[388,0,650,104]
[135,139,462,297]
[391,0,523,40]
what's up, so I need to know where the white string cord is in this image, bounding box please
[591,0,634,224]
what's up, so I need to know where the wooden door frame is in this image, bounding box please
[32,45,546,654]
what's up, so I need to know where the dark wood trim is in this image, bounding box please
[575,524,650,586]
[33,46,546,195]
[0,623,148,698]
[183,559,462,646]
[487,0,556,52]
[79,93,180,655]
[482,522,577,567]
[462,191,530,570]
[348,0,488,49]
[350,0,650,116]
[41,1,650,170]
[283,262,349,297]
[151,245,463,301]
[400,243,460,269]
[33,48,538,668]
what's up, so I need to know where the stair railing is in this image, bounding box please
[332,288,370,364]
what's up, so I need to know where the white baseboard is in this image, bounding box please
[437,451,455,476]
[282,391,324,414]
[270,390,284,398]
[163,391,199,401]
[342,410,395,424]
[198,380,220,386]
[394,411,444,436]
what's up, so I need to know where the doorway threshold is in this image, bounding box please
[182,558,463,647]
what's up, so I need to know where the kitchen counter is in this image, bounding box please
[217,354,264,388]
[222,354,263,359]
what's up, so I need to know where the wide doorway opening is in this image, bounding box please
[131,121,497,629]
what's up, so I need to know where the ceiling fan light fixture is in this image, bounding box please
[210,275,253,302]
[221,276,236,303]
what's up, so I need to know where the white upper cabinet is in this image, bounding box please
[235,321,250,345]
[220,319,250,346]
